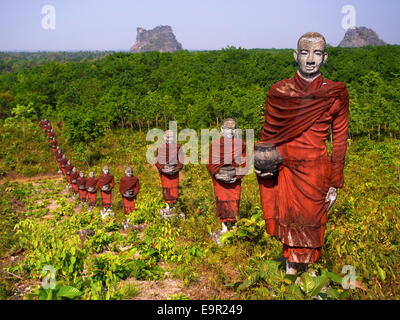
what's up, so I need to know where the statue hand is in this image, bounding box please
[325,187,337,212]
[229,176,237,184]
[255,169,274,178]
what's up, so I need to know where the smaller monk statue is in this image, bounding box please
[40,119,49,132]
[55,150,63,174]
[77,172,87,205]
[50,137,58,156]
[70,167,79,199]
[96,165,115,218]
[65,160,74,189]
[60,154,68,176]
[48,128,56,140]
[206,118,248,244]
[119,167,140,229]
[155,130,184,216]
[85,171,98,211]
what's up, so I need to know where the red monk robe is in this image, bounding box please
[85,177,98,207]
[60,158,68,175]
[40,120,49,132]
[96,174,115,208]
[119,176,140,214]
[65,163,74,184]
[70,171,79,195]
[258,71,349,264]
[56,153,63,170]
[155,143,184,204]
[206,137,248,223]
[48,131,55,140]
[77,176,87,202]
[50,139,58,156]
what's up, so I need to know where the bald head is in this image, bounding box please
[297,32,326,51]
[294,32,328,81]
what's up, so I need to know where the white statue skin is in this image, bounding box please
[125,167,133,177]
[89,171,95,178]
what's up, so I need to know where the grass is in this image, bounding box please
[0,121,399,299]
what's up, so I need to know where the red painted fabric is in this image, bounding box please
[122,197,136,214]
[100,191,112,208]
[87,191,97,206]
[97,174,114,208]
[206,137,248,223]
[156,143,183,203]
[258,72,349,264]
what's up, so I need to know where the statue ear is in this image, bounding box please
[293,50,299,62]
[322,52,328,64]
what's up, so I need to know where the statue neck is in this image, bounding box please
[296,70,321,82]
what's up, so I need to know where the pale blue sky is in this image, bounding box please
[0,0,399,51]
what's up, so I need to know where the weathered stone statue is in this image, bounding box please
[65,160,74,189]
[55,150,63,174]
[155,130,184,213]
[70,167,79,199]
[77,172,87,204]
[255,32,349,275]
[50,137,58,156]
[40,119,49,132]
[206,118,248,243]
[119,167,140,229]
[60,154,68,176]
[85,171,98,211]
[47,128,56,140]
[96,166,115,217]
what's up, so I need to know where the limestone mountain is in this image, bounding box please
[130,25,183,53]
[338,26,387,47]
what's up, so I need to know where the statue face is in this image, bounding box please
[221,127,236,139]
[89,171,95,178]
[125,169,133,177]
[164,131,174,144]
[294,37,327,79]
[72,167,77,173]
[79,172,84,178]
[67,160,71,165]
[103,169,109,174]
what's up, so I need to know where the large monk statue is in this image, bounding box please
[155,130,184,212]
[119,167,140,229]
[96,166,115,217]
[255,32,349,275]
[77,172,87,205]
[85,171,98,211]
[206,118,248,243]
[70,167,79,199]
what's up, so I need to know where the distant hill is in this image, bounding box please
[130,25,183,53]
[339,26,387,47]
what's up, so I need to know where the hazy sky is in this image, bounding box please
[0,0,399,51]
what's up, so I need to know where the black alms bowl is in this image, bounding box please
[254,142,282,174]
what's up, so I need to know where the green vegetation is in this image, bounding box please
[0,47,399,299]
[0,124,399,299]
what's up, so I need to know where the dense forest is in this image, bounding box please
[1,46,399,148]
[0,47,399,300]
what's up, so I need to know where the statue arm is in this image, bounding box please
[330,93,349,189]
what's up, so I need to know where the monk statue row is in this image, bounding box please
[38,31,349,277]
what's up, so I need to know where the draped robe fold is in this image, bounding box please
[206,137,248,223]
[70,171,79,194]
[85,177,98,206]
[119,176,140,214]
[258,71,349,264]
[77,177,87,202]
[155,143,183,204]
[96,174,115,208]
